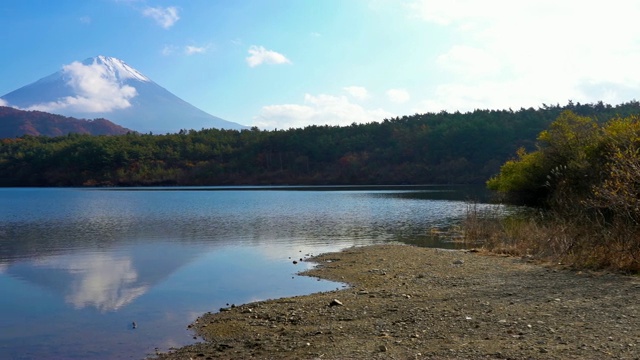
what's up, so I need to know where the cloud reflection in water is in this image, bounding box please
[33,253,148,311]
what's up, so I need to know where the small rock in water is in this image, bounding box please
[132,321,137,329]
[453,259,464,265]
[329,299,344,307]
[293,260,298,264]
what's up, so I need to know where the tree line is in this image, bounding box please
[1,101,639,187]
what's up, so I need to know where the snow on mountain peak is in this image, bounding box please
[17,56,142,114]
[84,56,150,83]
[1,55,248,133]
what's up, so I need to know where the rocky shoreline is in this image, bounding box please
[151,244,640,359]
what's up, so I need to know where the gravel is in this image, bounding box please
[150,244,640,359]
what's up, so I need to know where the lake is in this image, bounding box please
[0,186,501,359]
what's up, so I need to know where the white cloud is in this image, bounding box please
[343,86,370,100]
[185,45,207,55]
[408,0,640,111]
[436,45,500,78]
[79,16,91,24]
[246,45,292,67]
[34,253,148,312]
[162,43,210,56]
[386,88,410,103]
[415,77,576,114]
[407,0,501,26]
[253,93,395,129]
[0,98,8,107]
[27,61,137,113]
[161,44,177,56]
[143,6,180,29]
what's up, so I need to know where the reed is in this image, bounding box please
[463,203,640,273]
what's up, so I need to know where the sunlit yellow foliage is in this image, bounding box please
[537,111,599,164]
[601,115,640,139]
[487,148,543,193]
[586,115,640,223]
[490,110,640,212]
[484,111,640,271]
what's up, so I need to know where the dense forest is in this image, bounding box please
[1,101,639,187]
[0,106,131,138]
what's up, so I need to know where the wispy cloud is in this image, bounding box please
[246,45,291,67]
[162,43,210,56]
[0,98,8,107]
[27,61,137,113]
[343,86,370,100]
[436,45,500,78]
[185,45,207,55]
[253,93,394,129]
[143,6,179,29]
[79,16,91,24]
[386,88,410,103]
[161,44,177,56]
[407,0,640,112]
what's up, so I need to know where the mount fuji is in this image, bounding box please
[0,56,247,134]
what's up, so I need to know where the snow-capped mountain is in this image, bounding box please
[1,56,247,134]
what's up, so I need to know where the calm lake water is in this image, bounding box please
[0,186,501,359]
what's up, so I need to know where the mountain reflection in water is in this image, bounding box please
[0,186,506,359]
[8,242,200,312]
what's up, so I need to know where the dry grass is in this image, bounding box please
[462,203,640,273]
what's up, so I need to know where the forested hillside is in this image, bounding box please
[0,106,132,137]
[1,101,639,187]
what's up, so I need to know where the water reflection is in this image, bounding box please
[7,242,203,312]
[0,186,501,359]
[65,254,147,311]
[37,253,146,311]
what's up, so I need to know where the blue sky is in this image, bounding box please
[2,0,640,129]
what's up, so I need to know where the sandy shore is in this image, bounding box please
[151,244,640,359]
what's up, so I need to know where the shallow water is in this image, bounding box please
[0,186,499,359]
